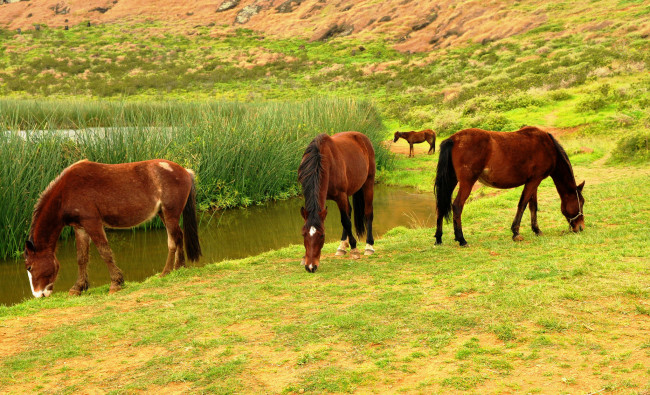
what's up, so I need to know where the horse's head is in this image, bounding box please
[393,132,401,143]
[300,206,327,273]
[24,239,59,298]
[561,181,585,232]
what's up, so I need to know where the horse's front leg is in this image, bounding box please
[335,195,359,259]
[335,228,349,256]
[69,228,90,296]
[83,221,124,294]
[409,143,414,157]
[511,182,541,241]
[529,191,543,236]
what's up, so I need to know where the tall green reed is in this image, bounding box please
[0,98,391,259]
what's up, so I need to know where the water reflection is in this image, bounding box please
[0,185,435,306]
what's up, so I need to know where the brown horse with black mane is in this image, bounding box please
[434,126,585,246]
[24,159,201,298]
[393,129,436,157]
[298,132,376,273]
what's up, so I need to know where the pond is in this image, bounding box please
[0,185,436,306]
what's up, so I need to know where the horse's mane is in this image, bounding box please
[29,160,86,240]
[298,134,327,230]
[547,133,576,186]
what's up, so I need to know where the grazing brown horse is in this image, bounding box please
[393,129,436,157]
[298,132,376,273]
[24,159,201,298]
[434,126,585,246]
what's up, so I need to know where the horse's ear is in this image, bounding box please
[300,206,307,220]
[25,239,35,254]
[319,207,328,220]
[577,180,585,192]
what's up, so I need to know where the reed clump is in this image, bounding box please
[0,98,390,259]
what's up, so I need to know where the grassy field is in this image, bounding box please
[0,147,648,393]
[1,1,650,392]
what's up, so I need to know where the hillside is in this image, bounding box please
[1,0,649,53]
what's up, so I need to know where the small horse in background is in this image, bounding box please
[393,129,436,157]
[24,159,201,298]
[435,126,585,246]
[298,132,376,273]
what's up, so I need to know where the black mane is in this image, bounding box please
[298,134,327,230]
[547,133,577,187]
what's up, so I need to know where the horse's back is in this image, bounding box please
[326,132,375,194]
[61,159,192,227]
[449,127,556,188]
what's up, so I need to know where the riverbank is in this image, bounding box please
[1,159,648,393]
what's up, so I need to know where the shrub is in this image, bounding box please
[609,132,650,164]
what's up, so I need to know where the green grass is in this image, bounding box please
[0,98,391,259]
[0,157,648,393]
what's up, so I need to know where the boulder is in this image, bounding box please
[235,4,261,24]
[217,0,240,12]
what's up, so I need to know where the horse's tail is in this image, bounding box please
[183,171,202,262]
[434,139,457,222]
[352,189,366,237]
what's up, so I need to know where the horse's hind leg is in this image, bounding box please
[362,180,375,255]
[160,212,185,274]
[409,144,414,157]
[69,228,90,296]
[428,138,435,154]
[83,222,124,293]
[529,191,543,236]
[452,181,474,247]
[511,182,541,241]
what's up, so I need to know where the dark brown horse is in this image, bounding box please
[434,126,585,246]
[393,129,436,157]
[24,159,201,298]
[298,132,376,273]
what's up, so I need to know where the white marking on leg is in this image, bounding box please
[309,226,317,236]
[158,162,174,172]
[365,244,375,252]
[338,240,349,250]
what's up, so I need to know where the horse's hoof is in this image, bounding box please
[335,248,347,256]
[513,235,524,242]
[109,285,122,294]
[364,248,374,256]
[534,231,543,237]
[350,249,361,259]
[68,289,81,296]
[459,242,469,248]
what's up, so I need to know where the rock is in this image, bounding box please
[216,0,240,12]
[315,23,354,41]
[276,0,303,14]
[235,4,261,24]
[412,11,437,31]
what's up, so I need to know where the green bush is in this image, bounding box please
[609,132,650,164]
[576,94,608,112]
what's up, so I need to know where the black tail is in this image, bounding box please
[352,189,366,237]
[183,173,202,262]
[434,139,457,222]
